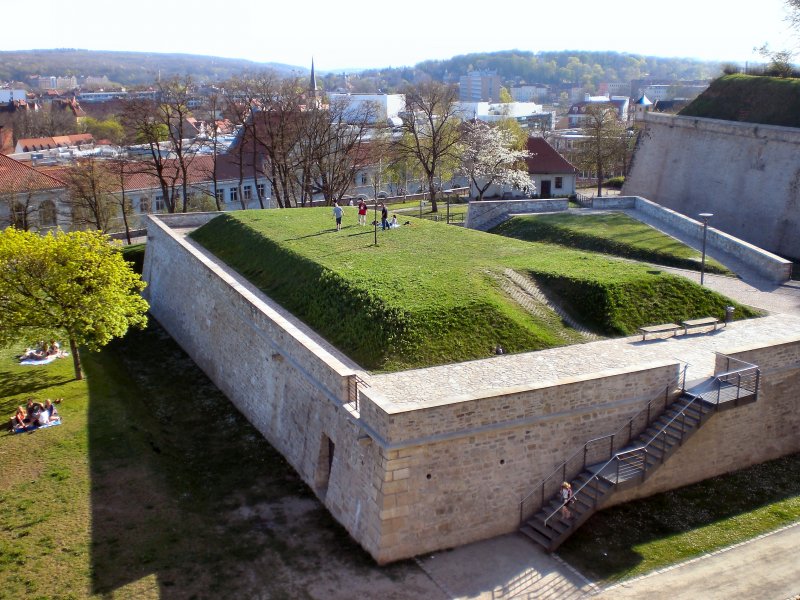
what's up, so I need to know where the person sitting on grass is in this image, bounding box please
[10,406,27,430]
[389,214,399,228]
[46,340,61,356]
[43,399,58,421]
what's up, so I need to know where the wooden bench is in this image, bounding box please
[638,323,682,341]
[681,317,720,334]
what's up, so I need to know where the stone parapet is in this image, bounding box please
[465,198,568,231]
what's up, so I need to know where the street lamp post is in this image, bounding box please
[698,212,713,286]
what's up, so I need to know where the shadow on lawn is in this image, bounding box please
[558,451,800,582]
[0,365,71,408]
[85,322,375,597]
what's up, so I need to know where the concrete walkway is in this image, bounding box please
[589,522,800,600]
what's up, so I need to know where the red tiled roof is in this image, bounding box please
[0,154,65,191]
[525,137,578,174]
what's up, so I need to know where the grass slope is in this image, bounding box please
[0,327,434,599]
[491,212,730,274]
[190,209,756,371]
[679,74,800,127]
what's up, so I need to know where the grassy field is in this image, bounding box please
[491,212,730,274]
[0,326,438,599]
[558,453,800,583]
[190,209,756,371]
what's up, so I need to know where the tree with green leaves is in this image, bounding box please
[0,228,149,379]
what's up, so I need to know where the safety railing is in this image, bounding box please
[519,363,688,524]
[347,373,370,412]
[540,358,759,527]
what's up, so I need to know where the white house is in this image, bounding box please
[327,93,405,125]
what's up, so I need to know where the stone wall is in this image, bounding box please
[143,213,800,564]
[607,338,800,508]
[592,196,791,283]
[623,112,800,261]
[465,198,568,231]
[359,362,680,562]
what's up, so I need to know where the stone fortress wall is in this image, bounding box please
[623,112,800,261]
[143,213,800,564]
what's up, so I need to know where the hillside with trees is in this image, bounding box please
[0,49,299,87]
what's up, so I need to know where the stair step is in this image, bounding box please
[520,524,554,549]
[645,426,683,444]
[664,409,701,426]
[530,514,566,536]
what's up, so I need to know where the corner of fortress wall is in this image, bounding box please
[623,113,800,260]
[142,213,800,564]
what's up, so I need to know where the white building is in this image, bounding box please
[327,93,405,125]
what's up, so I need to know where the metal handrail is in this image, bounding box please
[541,363,759,527]
[519,363,688,524]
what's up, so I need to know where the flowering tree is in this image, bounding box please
[461,121,533,201]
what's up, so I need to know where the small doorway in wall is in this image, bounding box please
[541,180,552,198]
[315,433,335,496]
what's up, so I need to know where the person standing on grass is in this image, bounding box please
[358,199,368,226]
[380,203,389,230]
[333,201,344,231]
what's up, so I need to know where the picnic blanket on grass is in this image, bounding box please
[19,352,69,366]
[11,417,62,434]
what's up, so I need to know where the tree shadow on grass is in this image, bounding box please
[85,322,386,598]
[0,365,72,412]
[558,452,800,583]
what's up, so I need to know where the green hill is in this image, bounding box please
[679,74,800,127]
[190,210,757,372]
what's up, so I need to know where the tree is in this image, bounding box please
[80,116,125,145]
[0,229,149,380]
[461,121,533,201]
[575,104,628,197]
[63,158,117,231]
[394,81,463,212]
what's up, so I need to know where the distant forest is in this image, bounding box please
[0,48,723,92]
[0,49,298,87]
[338,50,722,93]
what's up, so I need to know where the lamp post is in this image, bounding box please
[698,212,713,286]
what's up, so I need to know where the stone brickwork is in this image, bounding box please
[465,198,568,231]
[623,112,800,261]
[143,213,800,564]
[608,339,800,508]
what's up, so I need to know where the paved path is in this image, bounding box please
[589,523,800,600]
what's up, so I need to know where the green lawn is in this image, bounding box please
[0,326,431,599]
[491,212,731,274]
[558,453,800,583]
[190,209,756,371]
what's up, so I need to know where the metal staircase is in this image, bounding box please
[519,356,760,552]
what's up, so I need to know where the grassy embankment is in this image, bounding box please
[190,209,757,372]
[491,212,731,274]
[679,73,800,127]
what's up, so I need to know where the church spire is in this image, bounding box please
[310,58,318,98]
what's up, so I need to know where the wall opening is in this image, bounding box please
[315,433,335,496]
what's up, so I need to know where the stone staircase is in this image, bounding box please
[519,361,760,552]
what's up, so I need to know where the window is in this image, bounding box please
[555,177,563,189]
[360,173,368,185]
[154,195,164,212]
[243,185,252,201]
[256,183,265,197]
[229,188,238,203]
[139,197,151,213]
[39,200,57,227]
[215,189,224,204]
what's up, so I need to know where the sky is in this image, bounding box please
[2,0,796,72]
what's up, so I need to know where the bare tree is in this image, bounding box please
[394,81,463,212]
[303,96,380,205]
[62,158,117,231]
[575,104,628,197]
